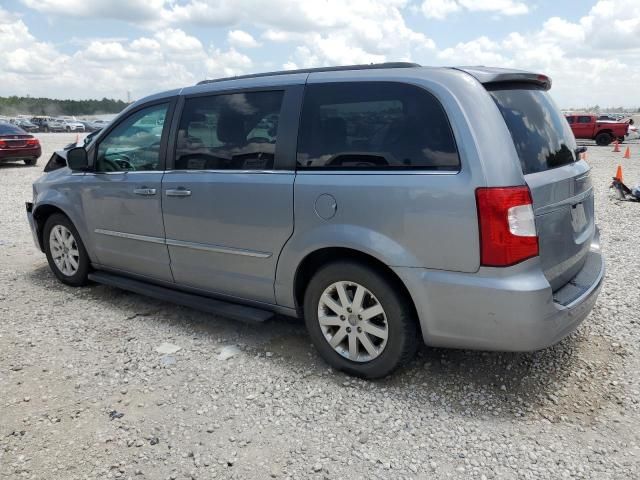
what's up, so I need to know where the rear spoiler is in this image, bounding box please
[452,66,552,91]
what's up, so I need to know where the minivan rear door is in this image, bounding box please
[489,85,595,290]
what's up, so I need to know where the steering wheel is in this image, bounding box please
[109,154,135,171]
[246,137,271,144]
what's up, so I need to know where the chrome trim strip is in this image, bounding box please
[85,171,166,175]
[295,170,459,176]
[166,238,272,258]
[94,229,271,258]
[94,229,165,245]
[165,169,292,175]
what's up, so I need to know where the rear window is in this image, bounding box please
[0,123,26,135]
[489,86,577,175]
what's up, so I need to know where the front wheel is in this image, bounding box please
[43,213,90,286]
[303,261,418,378]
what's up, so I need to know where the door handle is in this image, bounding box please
[133,188,156,196]
[166,188,192,197]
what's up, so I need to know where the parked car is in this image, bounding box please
[55,119,86,132]
[11,118,39,132]
[27,63,604,378]
[30,116,66,132]
[565,114,629,145]
[0,122,41,165]
[78,121,101,132]
[63,128,102,150]
[597,114,623,122]
[88,119,111,130]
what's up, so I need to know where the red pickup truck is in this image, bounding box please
[565,114,630,146]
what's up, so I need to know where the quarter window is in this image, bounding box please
[297,82,460,170]
[175,91,284,170]
[96,103,168,172]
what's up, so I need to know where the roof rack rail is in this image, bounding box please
[196,62,421,86]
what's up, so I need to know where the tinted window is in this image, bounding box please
[490,87,576,175]
[565,116,575,124]
[175,91,284,170]
[578,116,591,123]
[96,103,168,172]
[297,82,459,170]
[0,123,26,135]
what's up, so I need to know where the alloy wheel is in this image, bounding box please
[317,281,389,362]
[49,225,80,276]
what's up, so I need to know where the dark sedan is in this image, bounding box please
[0,122,41,166]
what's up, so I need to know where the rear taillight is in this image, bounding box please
[476,186,539,267]
[0,140,6,149]
[26,138,39,147]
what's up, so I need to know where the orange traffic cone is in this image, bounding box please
[613,140,620,152]
[581,151,588,161]
[615,165,623,182]
[623,146,631,159]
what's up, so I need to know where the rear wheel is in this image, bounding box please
[23,158,37,166]
[303,261,418,378]
[43,214,90,286]
[595,132,613,146]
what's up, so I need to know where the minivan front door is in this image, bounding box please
[161,88,300,304]
[80,101,174,281]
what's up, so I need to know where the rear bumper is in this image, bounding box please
[394,230,605,351]
[0,147,41,161]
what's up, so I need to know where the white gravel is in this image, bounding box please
[1,133,639,479]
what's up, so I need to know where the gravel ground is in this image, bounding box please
[1,133,639,479]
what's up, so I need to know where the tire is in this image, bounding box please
[303,261,418,379]
[595,132,612,146]
[43,213,90,286]
[23,158,37,166]
[44,127,49,133]
[66,127,71,132]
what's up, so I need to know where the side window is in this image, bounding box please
[566,116,575,124]
[297,82,459,170]
[175,91,284,170]
[578,116,591,123]
[96,103,168,172]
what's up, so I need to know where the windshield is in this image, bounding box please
[489,86,577,175]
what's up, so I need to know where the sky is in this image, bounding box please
[1,0,639,108]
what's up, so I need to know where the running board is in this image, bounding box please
[88,271,273,324]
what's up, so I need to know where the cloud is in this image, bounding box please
[20,0,435,68]
[435,0,640,107]
[228,30,261,48]
[0,9,253,100]
[421,0,528,19]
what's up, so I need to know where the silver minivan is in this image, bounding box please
[27,63,604,378]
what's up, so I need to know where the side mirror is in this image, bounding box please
[66,147,89,171]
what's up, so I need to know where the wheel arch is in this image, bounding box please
[292,247,419,331]
[596,129,614,137]
[33,203,92,261]
[33,204,70,251]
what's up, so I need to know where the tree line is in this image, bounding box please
[0,96,128,116]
